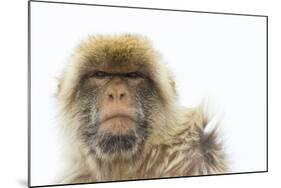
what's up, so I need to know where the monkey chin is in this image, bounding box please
[94,117,142,161]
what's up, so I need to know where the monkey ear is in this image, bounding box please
[57,82,61,92]
[169,80,177,95]
[55,76,63,97]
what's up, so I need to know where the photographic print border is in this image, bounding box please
[28,0,268,187]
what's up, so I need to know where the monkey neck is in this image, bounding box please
[85,141,192,181]
[79,142,167,181]
[98,157,143,180]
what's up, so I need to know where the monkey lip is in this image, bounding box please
[99,114,136,135]
[101,114,135,124]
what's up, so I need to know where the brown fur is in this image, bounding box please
[56,34,228,184]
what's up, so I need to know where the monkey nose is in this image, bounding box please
[107,90,127,101]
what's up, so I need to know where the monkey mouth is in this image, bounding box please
[101,114,135,124]
[98,114,136,135]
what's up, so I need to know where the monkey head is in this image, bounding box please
[57,34,177,161]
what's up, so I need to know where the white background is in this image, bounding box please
[30,1,267,186]
[1,0,280,188]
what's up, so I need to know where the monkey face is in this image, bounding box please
[58,35,175,161]
[77,67,158,160]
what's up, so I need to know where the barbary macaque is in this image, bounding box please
[56,34,228,183]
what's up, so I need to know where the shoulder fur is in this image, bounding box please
[140,106,228,177]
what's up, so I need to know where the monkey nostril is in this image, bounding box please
[108,94,114,100]
[120,93,125,99]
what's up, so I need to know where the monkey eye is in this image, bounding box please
[92,71,108,78]
[125,72,142,79]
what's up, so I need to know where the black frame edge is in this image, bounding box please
[266,16,269,171]
[28,0,31,187]
[30,171,268,188]
[30,0,268,18]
